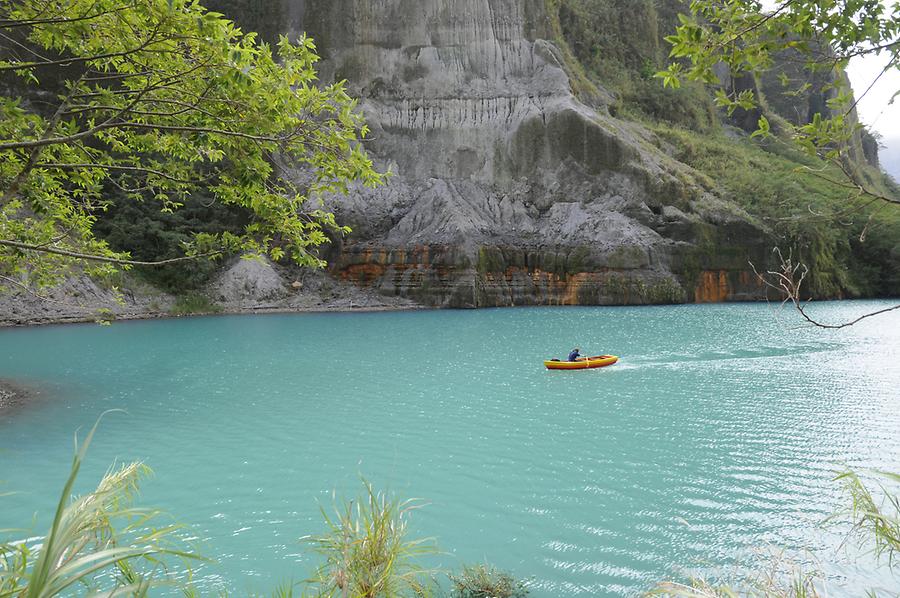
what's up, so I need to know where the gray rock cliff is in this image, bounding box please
[208,0,775,306]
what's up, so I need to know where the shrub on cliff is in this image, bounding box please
[92,189,249,292]
[651,123,900,298]
[657,0,899,323]
[0,0,383,290]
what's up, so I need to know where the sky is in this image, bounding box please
[756,0,899,180]
[847,53,900,180]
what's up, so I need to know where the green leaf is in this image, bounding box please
[750,115,770,139]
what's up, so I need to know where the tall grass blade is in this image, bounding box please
[2,412,199,597]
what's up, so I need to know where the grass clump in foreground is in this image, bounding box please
[0,424,529,598]
[303,481,437,597]
[653,469,900,597]
[0,417,198,597]
[8,422,894,597]
[449,564,530,598]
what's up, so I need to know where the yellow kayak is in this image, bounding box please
[544,355,619,370]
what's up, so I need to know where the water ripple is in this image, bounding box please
[0,302,898,596]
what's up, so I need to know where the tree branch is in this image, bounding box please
[751,249,900,329]
[0,59,224,152]
[0,4,136,30]
[114,122,296,144]
[0,26,165,72]
[1,70,90,206]
[844,58,894,117]
[792,301,900,329]
[34,162,206,184]
[0,239,220,266]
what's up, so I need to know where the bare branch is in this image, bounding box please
[789,161,900,207]
[0,29,51,62]
[844,58,895,117]
[751,248,900,329]
[792,299,900,329]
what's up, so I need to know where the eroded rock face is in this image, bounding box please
[205,256,421,312]
[209,257,288,305]
[0,273,173,326]
[214,0,771,306]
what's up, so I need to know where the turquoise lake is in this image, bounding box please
[1,302,899,595]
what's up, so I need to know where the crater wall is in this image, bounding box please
[211,0,772,306]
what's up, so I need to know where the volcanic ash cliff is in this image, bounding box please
[217,0,775,307]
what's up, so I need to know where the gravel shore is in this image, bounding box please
[0,258,421,328]
[0,378,31,414]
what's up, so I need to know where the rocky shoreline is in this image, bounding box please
[0,378,32,414]
[0,303,424,328]
[0,256,424,328]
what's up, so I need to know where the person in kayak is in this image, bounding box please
[568,347,581,361]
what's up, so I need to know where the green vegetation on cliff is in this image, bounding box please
[542,0,900,298]
[93,193,249,292]
[652,124,900,297]
[551,0,718,131]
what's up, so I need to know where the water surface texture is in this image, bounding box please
[1,302,899,595]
